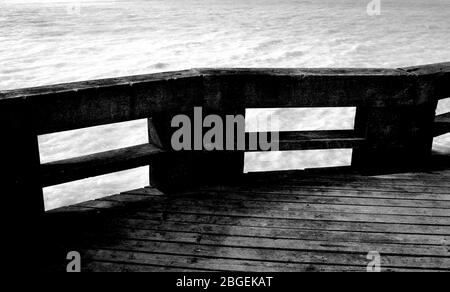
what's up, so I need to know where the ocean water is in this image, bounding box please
[1,0,449,210]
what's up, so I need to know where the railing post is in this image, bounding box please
[351,106,369,169]
[147,114,196,192]
[351,103,438,173]
[1,97,44,268]
[1,98,44,214]
[147,110,245,192]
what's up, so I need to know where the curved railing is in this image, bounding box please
[1,62,449,215]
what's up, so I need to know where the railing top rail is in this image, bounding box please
[0,62,448,136]
[1,62,448,101]
[0,69,200,100]
[0,62,447,201]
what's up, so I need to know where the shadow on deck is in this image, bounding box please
[43,155,450,272]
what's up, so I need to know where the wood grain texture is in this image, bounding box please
[435,112,450,137]
[0,98,45,269]
[1,63,447,135]
[40,143,165,187]
[2,63,449,271]
[401,62,450,100]
[244,130,365,151]
[43,161,450,272]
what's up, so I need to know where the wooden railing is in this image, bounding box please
[1,63,449,216]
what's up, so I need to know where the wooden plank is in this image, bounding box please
[0,63,444,135]
[195,188,450,207]
[86,227,449,257]
[274,180,450,195]
[370,172,450,180]
[84,261,209,272]
[148,113,245,192]
[81,249,447,272]
[200,68,417,108]
[434,112,450,136]
[128,211,450,236]
[244,131,365,151]
[241,171,450,190]
[0,98,45,270]
[269,177,450,194]
[122,186,450,208]
[157,191,450,209]
[148,115,202,192]
[77,190,450,234]
[436,112,450,124]
[351,105,369,168]
[46,184,450,273]
[126,197,450,217]
[0,99,44,212]
[202,186,450,202]
[0,70,200,100]
[96,191,450,217]
[40,143,164,187]
[242,167,450,184]
[80,194,450,225]
[351,104,437,172]
[285,173,450,187]
[401,62,450,100]
[107,218,449,246]
[0,70,204,135]
[87,239,450,270]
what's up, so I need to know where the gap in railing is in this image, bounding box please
[244,107,356,173]
[38,119,148,163]
[435,97,450,116]
[245,107,356,132]
[433,97,450,155]
[39,119,149,210]
[244,149,353,173]
[43,166,148,211]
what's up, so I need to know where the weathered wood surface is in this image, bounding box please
[44,162,450,272]
[402,62,450,100]
[41,143,164,187]
[0,63,447,191]
[1,63,447,136]
[201,68,418,109]
[0,98,45,269]
[244,130,364,151]
[435,112,450,137]
[0,70,204,135]
[1,63,448,269]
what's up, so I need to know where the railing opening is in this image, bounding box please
[244,107,356,173]
[433,97,450,154]
[39,119,149,210]
[43,167,148,211]
[244,149,353,173]
[38,119,148,163]
[245,107,356,132]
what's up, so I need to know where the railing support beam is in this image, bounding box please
[0,98,44,269]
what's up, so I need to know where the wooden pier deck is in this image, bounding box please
[44,157,450,272]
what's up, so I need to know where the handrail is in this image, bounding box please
[1,63,448,135]
[0,62,448,214]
